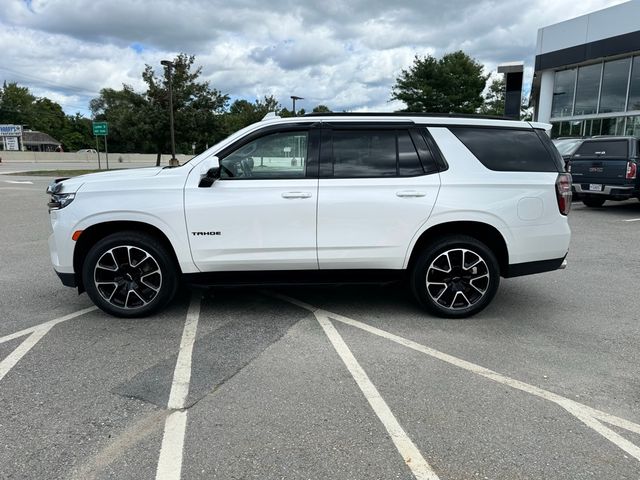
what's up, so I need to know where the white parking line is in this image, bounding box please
[0,306,98,382]
[0,306,97,345]
[274,294,640,464]
[4,180,33,184]
[316,311,440,480]
[156,292,202,480]
[624,218,640,222]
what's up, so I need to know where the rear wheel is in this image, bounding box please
[411,235,500,318]
[582,197,606,208]
[83,231,178,317]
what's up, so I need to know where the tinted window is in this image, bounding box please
[574,140,628,158]
[220,131,308,179]
[628,56,640,111]
[332,131,397,177]
[398,131,424,176]
[599,58,631,113]
[574,63,601,115]
[551,69,576,118]
[450,127,560,172]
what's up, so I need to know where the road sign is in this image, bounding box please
[92,122,108,136]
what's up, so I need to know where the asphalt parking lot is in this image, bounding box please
[1,174,639,480]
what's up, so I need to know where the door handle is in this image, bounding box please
[396,190,426,198]
[281,192,312,199]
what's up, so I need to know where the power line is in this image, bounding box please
[0,65,98,96]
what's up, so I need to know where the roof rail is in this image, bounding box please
[302,112,516,121]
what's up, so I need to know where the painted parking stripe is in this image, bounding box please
[3,180,33,184]
[274,294,640,463]
[155,292,202,480]
[0,306,97,345]
[624,218,640,222]
[0,306,98,382]
[316,311,440,480]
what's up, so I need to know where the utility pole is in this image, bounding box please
[290,95,304,116]
[161,60,178,166]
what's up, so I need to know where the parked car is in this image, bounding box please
[569,136,639,207]
[552,137,584,171]
[77,149,98,154]
[46,113,571,319]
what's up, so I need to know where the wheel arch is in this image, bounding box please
[73,220,182,292]
[405,221,509,276]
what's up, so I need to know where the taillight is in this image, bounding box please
[626,161,637,180]
[556,173,572,216]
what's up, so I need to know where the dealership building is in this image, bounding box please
[531,1,640,138]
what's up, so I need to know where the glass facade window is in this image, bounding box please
[574,63,601,115]
[628,56,640,111]
[625,116,640,136]
[550,116,640,139]
[601,117,625,136]
[599,58,631,113]
[551,69,576,118]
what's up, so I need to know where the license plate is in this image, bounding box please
[589,184,603,192]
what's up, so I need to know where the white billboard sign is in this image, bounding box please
[4,137,19,151]
[0,125,22,137]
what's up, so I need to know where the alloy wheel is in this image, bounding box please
[93,245,162,309]
[426,248,490,311]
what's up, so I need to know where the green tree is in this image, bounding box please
[224,95,281,134]
[479,77,506,116]
[0,82,94,151]
[312,104,332,113]
[142,53,229,161]
[0,82,36,125]
[479,77,533,120]
[391,51,488,113]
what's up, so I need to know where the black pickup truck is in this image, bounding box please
[570,136,639,207]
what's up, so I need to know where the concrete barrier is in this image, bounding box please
[0,151,193,164]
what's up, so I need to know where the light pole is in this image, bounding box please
[161,60,178,166]
[290,95,304,116]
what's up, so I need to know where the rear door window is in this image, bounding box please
[330,129,427,178]
[449,127,560,172]
[573,140,628,158]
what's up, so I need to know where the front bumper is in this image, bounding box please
[55,269,77,287]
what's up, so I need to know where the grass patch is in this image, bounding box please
[6,169,121,177]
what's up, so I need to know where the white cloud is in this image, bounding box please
[0,0,628,116]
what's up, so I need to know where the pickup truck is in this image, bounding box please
[570,136,639,207]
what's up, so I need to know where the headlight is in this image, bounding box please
[48,193,75,211]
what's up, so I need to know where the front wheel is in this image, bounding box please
[411,235,500,318]
[83,231,178,317]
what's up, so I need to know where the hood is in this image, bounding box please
[57,166,164,193]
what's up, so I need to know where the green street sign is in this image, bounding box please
[92,121,108,136]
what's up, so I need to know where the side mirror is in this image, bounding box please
[198,166,220,188]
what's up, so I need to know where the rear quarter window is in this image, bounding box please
[450,127,561,172]
[573,140,628,158]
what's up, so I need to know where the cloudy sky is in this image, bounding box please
[0,0,628,116]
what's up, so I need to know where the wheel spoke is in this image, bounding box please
[94,244,162,310]
[426,247,490,311]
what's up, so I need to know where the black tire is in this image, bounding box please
[410,235,500,318]
[582,197,606,208]
[83,231,178,317]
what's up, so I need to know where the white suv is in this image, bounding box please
[47,114,572,318]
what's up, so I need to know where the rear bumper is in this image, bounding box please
[573,184,634,198]
[55,269,77,288]
[504,256,567,278]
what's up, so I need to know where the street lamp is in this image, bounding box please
[290,95,304,116]
[161,60,178,166]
